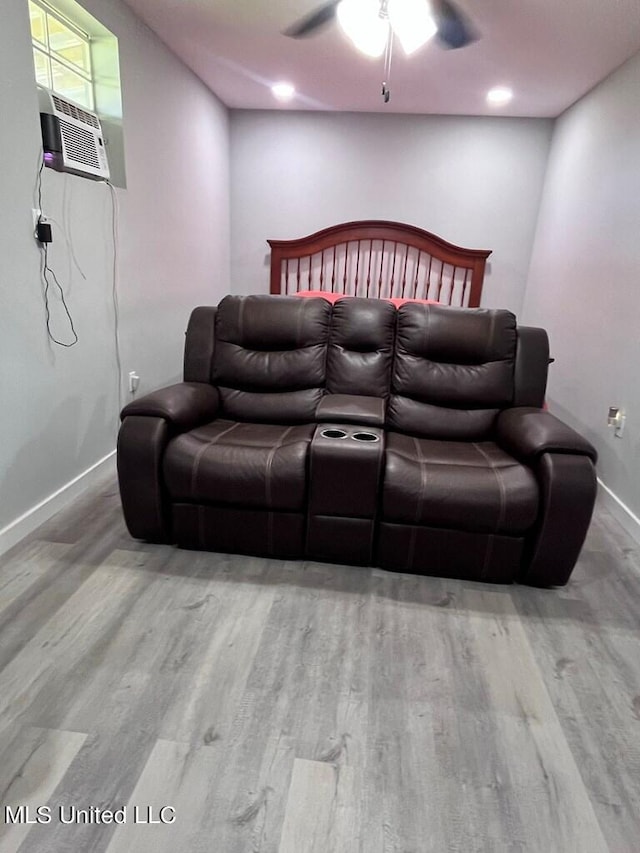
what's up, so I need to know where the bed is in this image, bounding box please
[268,220,491,307]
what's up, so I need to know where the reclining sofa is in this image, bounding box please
[117,295,597,586]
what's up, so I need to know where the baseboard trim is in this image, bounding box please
[597,478,640,547]
[0,450,117,558]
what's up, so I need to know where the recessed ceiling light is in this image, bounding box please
[272,82,295,101]
[486,86,513,107]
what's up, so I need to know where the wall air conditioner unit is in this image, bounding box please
[38,87,110,181]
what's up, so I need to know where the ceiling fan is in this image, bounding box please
[284,0,478,102]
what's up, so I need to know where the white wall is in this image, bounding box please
[523,51,640,529]
[0,0,229,547]
[230,111,553,313]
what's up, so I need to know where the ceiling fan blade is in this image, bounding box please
[284,1,341,38]
[431,0,479,49]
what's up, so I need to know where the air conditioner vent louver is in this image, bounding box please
[51,94,101,129]
[38,87,109,181]
[59,119,101,169]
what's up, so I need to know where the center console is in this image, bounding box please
[306,423,384,565]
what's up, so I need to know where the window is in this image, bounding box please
[29,0,94,110]
[28,0,127,187]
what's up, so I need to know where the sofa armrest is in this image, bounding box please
[496,407,597,463]
[117,416,171,542]
[315,394,385,427]
[120,382,219,432]
[520,453,597,587]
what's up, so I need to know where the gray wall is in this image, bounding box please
[522,51,640,521]
[0,0,229,536]
[230,111,553,313]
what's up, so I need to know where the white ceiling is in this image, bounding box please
[122,0,640,117]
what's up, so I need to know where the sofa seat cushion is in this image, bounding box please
[383,433,539,534]
[163,420,315,510]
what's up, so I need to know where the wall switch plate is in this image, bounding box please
[128,371,140,393]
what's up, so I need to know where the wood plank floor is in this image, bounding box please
[1,474,639,852]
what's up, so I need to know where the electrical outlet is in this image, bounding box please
[607,406,626,438]
[128,371,140,393]
[32,208,42,231]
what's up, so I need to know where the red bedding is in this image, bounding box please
[293,291,440,308]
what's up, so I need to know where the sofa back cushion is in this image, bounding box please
[387,304,517,439]
[326,297,396,397]
[184,306,217,383]
[212,295,331,423]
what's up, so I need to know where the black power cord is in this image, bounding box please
[35,156,44,225]
[40,242,79,347]
[35,152,79,348]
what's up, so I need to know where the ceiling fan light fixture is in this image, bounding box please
[271,81,296,100]
[337,0,389,58]
[388,0,437,55]
[486,86,513,107]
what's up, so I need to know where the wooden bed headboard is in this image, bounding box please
[267,220,491,307]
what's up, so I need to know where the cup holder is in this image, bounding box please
[321,428,348,439]
[351,431,380,442]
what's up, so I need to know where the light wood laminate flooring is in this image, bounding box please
[0,474,639,852]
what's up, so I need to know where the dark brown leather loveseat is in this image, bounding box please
[117,295,597,586]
